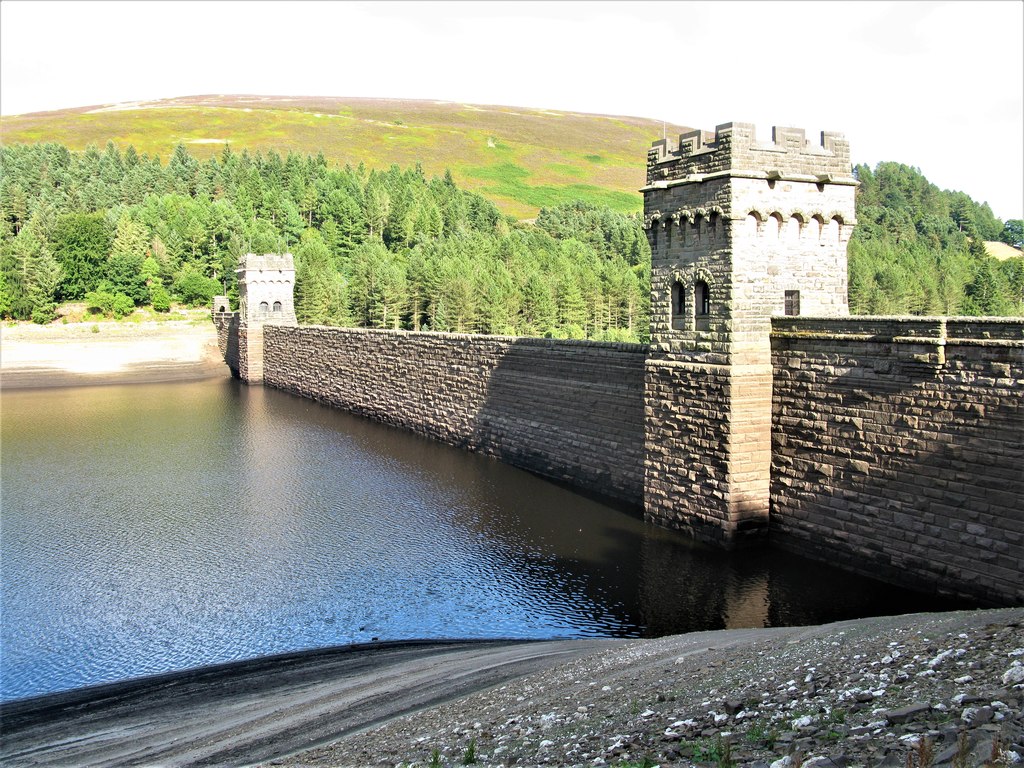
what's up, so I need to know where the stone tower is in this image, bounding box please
[235,252,297,383]
[642,122,856,545]
[237,253,297,325]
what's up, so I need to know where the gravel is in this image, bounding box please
[275,608,1023,768]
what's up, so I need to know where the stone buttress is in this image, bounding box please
[641,122,856,546]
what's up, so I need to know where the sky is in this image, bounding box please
[2,0,1022,221]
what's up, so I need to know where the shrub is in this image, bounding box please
[31,304,57,324]
[150,284,171,312]
[174,268,220,307]
[84,290,116,316]
[111,293,135,319]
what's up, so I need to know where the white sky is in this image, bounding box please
[2,0,1022,220]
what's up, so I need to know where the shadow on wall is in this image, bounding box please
[224,317,240,377]
[770,326,1024,606]
[468,337,648,510]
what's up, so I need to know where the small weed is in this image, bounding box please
[952,732,969,768]
[616,758,656,768]
[91,324,100,333]
[428,747,442,768]
[461,737,476,765]
[744,721,778,748]
[827,707,846,725]
[629,698,640,715]
[916,736,935,768]
[693,734,734,767]
[990,735,1008,766]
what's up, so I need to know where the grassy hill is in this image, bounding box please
[0,95,690,219]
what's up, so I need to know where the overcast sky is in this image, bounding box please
[2,0,1021,220]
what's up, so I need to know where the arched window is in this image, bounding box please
[695,280,710,316]
[272,301,282,313]
[745,212,762,238]
[218,303,228,313]
[671,281,685,329]
[259,301,269,314]
[769,213,784,238]
[831,216,844,242]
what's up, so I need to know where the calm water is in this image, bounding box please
[0,377,966,702]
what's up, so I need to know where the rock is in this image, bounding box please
[884,702,932,724]
[961,706,994,725]
[1003,663,1024,686]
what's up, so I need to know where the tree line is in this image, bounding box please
[849,162,1022,316]
[0,142,1020,333]
[0,142,650,340]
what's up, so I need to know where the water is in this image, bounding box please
[0,378,966,702]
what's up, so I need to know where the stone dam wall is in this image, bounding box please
[214,317,1023,606]
[770,317,1024,605]
[260,325,648,505]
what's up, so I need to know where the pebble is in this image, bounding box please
[277,609,1024,768]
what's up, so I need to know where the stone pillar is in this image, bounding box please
[641,123,856,546]
[235,253,296,385]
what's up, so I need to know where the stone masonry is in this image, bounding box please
[235,253,297,383]
[771,316,1024,605]
[641,123,856,546]
[212,122,1023,606]
[262,326,647,505]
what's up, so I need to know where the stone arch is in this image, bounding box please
[694,278,711,319]
[811,214,826,240]
[769,212,785,237]
[827,216,842,242]
[745,210,765,238]
[786,215,802,242]
[645,213,661,249]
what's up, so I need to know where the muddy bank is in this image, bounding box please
[0,318,226,388]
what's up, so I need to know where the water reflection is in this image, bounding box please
[0,379,968,702]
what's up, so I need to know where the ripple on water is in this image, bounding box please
[0,379,971,702]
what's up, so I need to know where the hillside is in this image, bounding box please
[0,95,690,219]
[986,240,1024,261]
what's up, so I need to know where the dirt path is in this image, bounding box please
[0,640,623,768]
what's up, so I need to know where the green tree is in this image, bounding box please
[106,214,150,303]
[50,212,111,300]
[294,228,348,325]
[999,219,1023,249]
[173,266,220,306]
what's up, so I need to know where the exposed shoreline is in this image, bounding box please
[0,317,227,389]
[1,610,1021,767]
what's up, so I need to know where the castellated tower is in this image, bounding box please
[642,122,856,546]
[237,253,297,325]
[235,252,297,383]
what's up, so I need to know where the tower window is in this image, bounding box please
[785,290,801,316]
[695,281,710,316]
[273,301,282,313]
[671,281,686,329]
[259,301,269,314]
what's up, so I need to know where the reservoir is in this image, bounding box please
[0,378,966,702]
